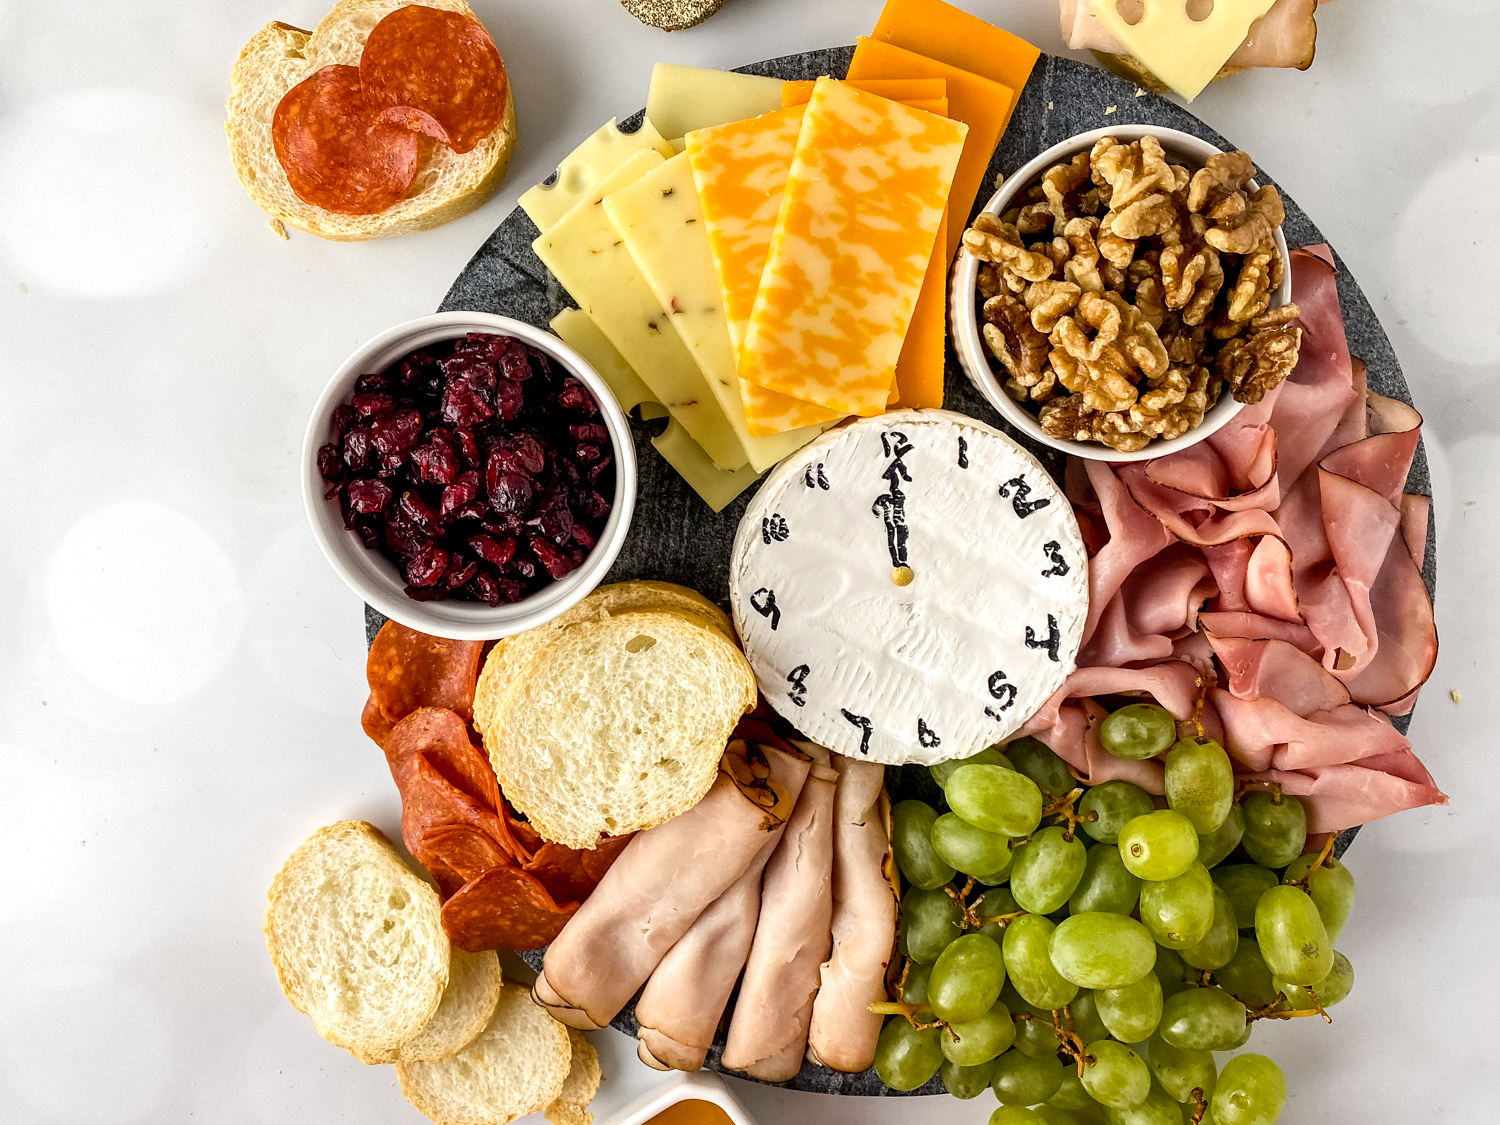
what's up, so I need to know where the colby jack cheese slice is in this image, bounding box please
[738,79,966,418]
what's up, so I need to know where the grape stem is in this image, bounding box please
[1050,1006,1091,1077]
[868,1000,945,1031]
[1191,674,1209,740]
[1190,1087,1208,1124]
[1287,832,1338,893]
[1246,997,1333,1025]
[1041,787,1089,841]
[943,875,977,908]
[1232,778,1284,805]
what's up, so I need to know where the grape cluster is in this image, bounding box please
[875,707,1358,1125]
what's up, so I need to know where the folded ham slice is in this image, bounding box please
[534,741,811,1031]
[721,745,839,1081]
[806,755,896,1074]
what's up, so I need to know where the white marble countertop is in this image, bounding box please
[1,0,1495,1122]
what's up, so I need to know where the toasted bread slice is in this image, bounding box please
[491,610,756,848]
[398,982,571,1125]
[264,821,449,1063]
[226,0,516,241]
[546,1029,601,1125]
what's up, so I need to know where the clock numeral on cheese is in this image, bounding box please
[985,670,1019,719]
[804,462,830,490]
[873,430,914,569]
[787,663,810,707]
[918,718,941,748]
[761,514,790,544]
[749,587,782,631]
[1025,614,1062,662]
[1041,540,1070,577]
[841,709,874,756]
[998,475,1051,519]
[957,435,969,469]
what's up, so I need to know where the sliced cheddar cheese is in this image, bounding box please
[869,0,1040,121]
[781,77,946,106]
[646,63,786,142]
[738,79,966,418]
[847,37,1013,263]
[601,152,828,471]
[519,118,674,232]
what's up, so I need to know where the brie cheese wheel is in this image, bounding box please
[730,409,1088,765]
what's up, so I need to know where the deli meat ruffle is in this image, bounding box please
[1018,246,1444,833]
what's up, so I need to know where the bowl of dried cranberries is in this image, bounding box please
[302,312,636,640]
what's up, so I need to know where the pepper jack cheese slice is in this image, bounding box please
[519,118,674,232]
[534,150,747,471]
[730,411,1088,765]
[1089,0,1279,101]
[645,63,786,143]
[738,79,966,418]
[602,153,827,472]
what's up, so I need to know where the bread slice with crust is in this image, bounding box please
[264,821,449,1063]
[545,1029,601,1125]
[226,0,516,241]
[386,948,504,1064]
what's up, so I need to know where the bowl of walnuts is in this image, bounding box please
[950,125,1300,460]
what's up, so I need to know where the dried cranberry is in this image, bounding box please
[342,428,373,471]
[371,408,422,455]
[410,440,459,485]
[445,555,479,589]
[497,576,525,603]
[317,443,344,482]
[470,570,502,606]
[530,536,578,580]
[469,534,516,567]
[530,503,573,545]
[573,443,602,465]
[440,471,481,517]
[377,451,406,476]
[405,545,449,587]
[488,433,547,476]
[557,378,597,413]
[587,453,613,484]
[498,339,533,382]
[346,478,392,514]
[405,584,449,601]
[398,491,439,531]
[569,423,609,443]
[572,523,597,550]
[455,332,508,363]
[385,514,430,560]
[579,489,612,521]
[494,378,524,420]
[456,428,481,466]
[508,546,536,579]
[332,403,356,436]
[488,469,534,518]
[353,391,394,417]
[557,458,581,485]
[441,378,495,427]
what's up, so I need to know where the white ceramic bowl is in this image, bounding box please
[950,125,1292,463]
[596,1070,758,1125]
[302,311,636,641]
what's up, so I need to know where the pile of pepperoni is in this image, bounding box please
[272,5,507,215]
[362,620,630,951]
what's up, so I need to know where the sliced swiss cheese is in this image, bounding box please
[601,153,828,471]
[869,0,1040,121]
[1089,0,1279,101]
[738,79,966,418]
[550,308,654,412]
[534,150,748,471]
[645,63,786,142]
[781,77,946,106]
[519,118,674,233]
[847,37,1013,263]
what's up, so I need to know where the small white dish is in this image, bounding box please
[302,311,637,641]
[950,124,1292,463]
[596,1070,759,1125]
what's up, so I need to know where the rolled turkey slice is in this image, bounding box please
[1060,0,1328,70]
[721,744,839,1081]
[806,755,896,1074]
[534,741,809,1031]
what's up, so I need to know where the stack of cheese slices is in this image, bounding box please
[523,0,1043,511]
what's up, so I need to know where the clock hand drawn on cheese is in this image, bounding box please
[730,410,1089,765]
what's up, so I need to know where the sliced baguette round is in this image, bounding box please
[545,1029,601,1125]
[491,610,756,849]
[393,947,504,1063]
[226,0,516,241]
[264,821,449,1063]
[397,982,571,1125]
[472,581,734,738]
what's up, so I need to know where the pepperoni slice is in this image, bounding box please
[417,823,510,898]
[401,752,506,860]
[523,843,598,906]
[442,865,579,952]
[271,64,420,215]
[367,622,484,725]
[579,833,635,884]
[384,707,500,816]
[361,693,396,748]
[360,6,506,154]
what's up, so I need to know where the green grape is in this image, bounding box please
[1281,854,1356,942]
[944,1000,1017,1066]
[1118,811,1200,881]
[1081,1040,1151,1110]
[930,934,1007,1022]
[1047,1067,1093,1111]
[1239,793,1306,869]
[1096,973,1163,1044]
[1050,912,1157,989]
[1012,827,1089,914]
[1212,941,1277,1010]
[933,812,1016,880]
[942,1056,997,1099]
[1098,704,1177,760]
[974,888,1022,944]
[932,746,1013,789]
[1210,1054,1285,1125]
[1052,1103,1109,1125]
[1081,780,1156,844]
[1210,865,1278,931]
[901,959,934,1005]
[1254,885,1332,986]
[1006,736,1077,797]
[1003,914,1079,1010]
[1071,843,1144,916]
[1276,949,1353,1010]
[1139,862,1215,949]
[1158,987,1248,1051]
[1152,948,1192,998]
[1100,1080,1182,1125]
[1145,1033,1216,1105]
[1224,1019,1253,1051]
[990,1107,1043,1125]
[1180,886,1239,971]
[1068,988,1113,1044]
[1014,1012,1063,1059]
[874,1016,944,1090]
[1163,739,1234,833]
[992,1048,1066,1106]
[950,765,1047,838]
[892,800,957,890]
[1195,803,1245,870]
[900,885,963,964]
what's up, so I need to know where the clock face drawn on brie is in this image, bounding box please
[730,409,1089,766]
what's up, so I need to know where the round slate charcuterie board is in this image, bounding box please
[360,49,1437,1097]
